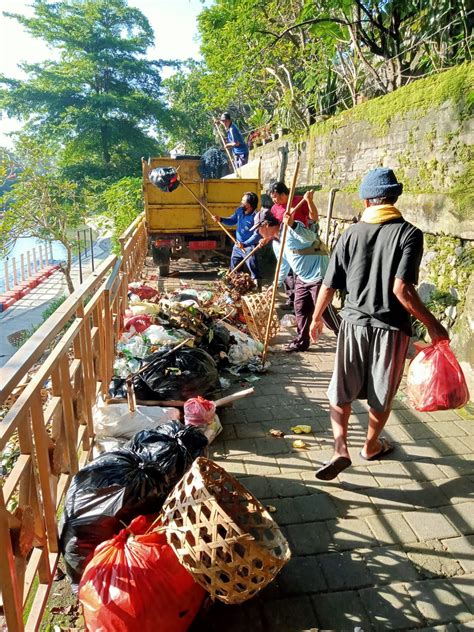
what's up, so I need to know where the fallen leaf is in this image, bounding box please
[291,425,312,434]
[266,504,277,513]
[292,439,308,449]
[269,429,285,438]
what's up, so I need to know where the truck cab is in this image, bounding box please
[142,156,261,275]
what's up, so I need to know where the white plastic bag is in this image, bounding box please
[93,397,180,440]
[227,329,263,366]
[129,302,161,315]
[280,313,297,328]
[142,325,183,346]
[187,413,222,444]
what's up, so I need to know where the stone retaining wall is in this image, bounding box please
[251,63,474,395]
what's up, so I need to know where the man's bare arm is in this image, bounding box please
[393,278,449,342]
[310,284,335,341]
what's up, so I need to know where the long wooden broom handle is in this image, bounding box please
[213,120,238,174]
[225,240,265,276]
[262,161,300,364]
[178,179,239,247]
[224,194,308,278]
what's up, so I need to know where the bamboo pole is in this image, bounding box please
[226,197,307,278]
[261,161,300,364]
[213,120,238,174]
[225,240,264,276]
[178,179,241,248]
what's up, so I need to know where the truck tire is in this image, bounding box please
[158,264,170,277]
[151,243,170,266]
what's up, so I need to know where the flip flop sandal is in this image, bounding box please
[359,437,395,461]
[315,456,352,481]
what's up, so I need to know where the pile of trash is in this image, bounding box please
[56,278,287,630]
[112,280,267,389]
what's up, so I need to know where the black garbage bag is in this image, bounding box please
[132,346,219,402]
[149,167,180,192]
[199,323,232,365]
[60,422,207,586]
[107,376,128,400]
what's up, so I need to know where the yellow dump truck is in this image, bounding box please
[142,156,261,275]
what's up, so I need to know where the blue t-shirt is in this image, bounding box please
[227,123,248,156]
[220,207,260,247]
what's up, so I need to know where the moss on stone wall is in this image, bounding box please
[310,62,474,139]
[415,234,474,339]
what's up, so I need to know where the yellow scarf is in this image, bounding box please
[361,204,402,224]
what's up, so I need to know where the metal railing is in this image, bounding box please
[0,213,147,631]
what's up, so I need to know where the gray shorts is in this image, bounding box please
[327,320,409,412]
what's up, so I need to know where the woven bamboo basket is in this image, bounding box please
[241,292,279,344]
[160,457,291,604]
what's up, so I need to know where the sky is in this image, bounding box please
[0,0,205,148]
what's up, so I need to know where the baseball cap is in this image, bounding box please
[251,209,280,231]
[220,111,231,121]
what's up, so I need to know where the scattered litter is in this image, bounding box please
[292,439,309,449]
[291,425,312,434]
[266,505,277,513]
[269,429,285,438]
[280,313,297,328]
[219,376,231,390]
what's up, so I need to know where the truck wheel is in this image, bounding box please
[158,264,170,277]
[151,243,170,266]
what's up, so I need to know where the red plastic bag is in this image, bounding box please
[407,340,470,412]
[129,284,159,300]
[79,516,205,632]
[123,314,153,334]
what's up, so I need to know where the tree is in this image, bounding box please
[100,176,143,252]
[197,0,473,134]
[163,61,216,155]
[0,0,171,180]
[0,137,87,294]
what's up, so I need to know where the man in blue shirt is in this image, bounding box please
[219,112,249,168]
[212,192,262,290]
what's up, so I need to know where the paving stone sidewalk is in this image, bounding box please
[193,326,474,632]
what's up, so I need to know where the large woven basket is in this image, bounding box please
[160,457,291,604]
[241,292,279,344]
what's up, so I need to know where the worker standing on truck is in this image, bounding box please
[212,192,263,290]
[218,112,249,168]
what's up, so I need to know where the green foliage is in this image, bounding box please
[163,61,216,155]
[0,136,87,292]
[0,0,170,179]
[414,234,474,339]
[197,0,473,136]
[100,176,142,251]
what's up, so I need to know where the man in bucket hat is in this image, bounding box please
[309,167,449,480]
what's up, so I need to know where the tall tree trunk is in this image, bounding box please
[63,243,75,294]
[100,124,111,166]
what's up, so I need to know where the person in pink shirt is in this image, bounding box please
[269,182,317,226]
